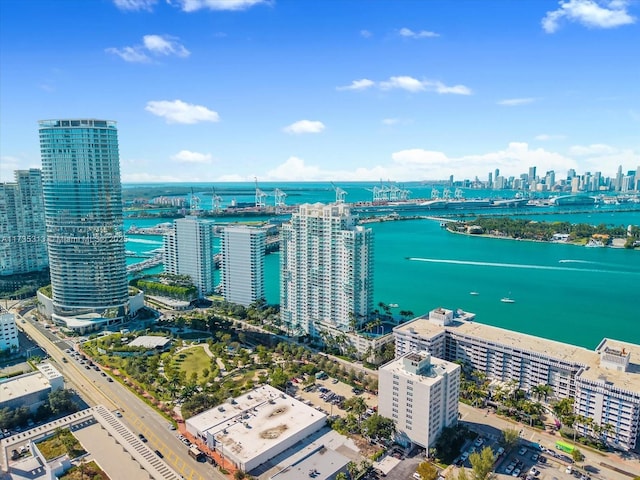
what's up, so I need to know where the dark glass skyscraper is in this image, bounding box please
[39,119,128,325]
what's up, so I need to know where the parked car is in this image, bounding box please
[138,433,147,442]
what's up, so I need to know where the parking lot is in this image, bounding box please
[293,376,378,417]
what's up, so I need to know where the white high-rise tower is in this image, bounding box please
[220,225,265,307]
[164,216,214,297]
[280,203,373,337]
[0,169,48,276]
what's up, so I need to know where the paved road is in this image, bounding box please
[459,403,640,480]
[14,310,225,480]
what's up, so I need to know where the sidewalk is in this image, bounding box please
[459,403,640,479]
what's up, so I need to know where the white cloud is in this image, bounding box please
[542,0,635,33]
[338,76,471,95]
[171,150,213,163]
[382,118,400,125]
[398,27,440,38]
[376,76,472,95]
[380,76,426,92]
[173,0,269,12]
[145,99,220,124]
[105,46,151,63]
[120,144,639,182]
[431,81,472,95]
[535,133,566,141]
[107,35,189,62]
[389,142,579,180]
[360,29,373,38]
[498,97,536,106]
[336,79,375,91]
[568,143,617,156]
[113,0,157,11]
[283,120,325,135]
[143,35,190,57]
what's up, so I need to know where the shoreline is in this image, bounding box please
[445,227,634,250]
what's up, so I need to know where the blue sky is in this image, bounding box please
[1,0,639,183]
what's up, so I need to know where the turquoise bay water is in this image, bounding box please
[123,202,640,349]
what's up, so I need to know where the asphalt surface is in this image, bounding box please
[14,309,225,480]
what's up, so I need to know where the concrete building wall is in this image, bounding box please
[164,216,214,297]
[393,310,640,451]
[379,352,460,448]
[280,203,373,338]
[0,169,48,276]
[221,226,265,307]
[0,311,19,352]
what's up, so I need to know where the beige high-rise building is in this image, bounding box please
[280,203,373,338]
[379,351,460,448]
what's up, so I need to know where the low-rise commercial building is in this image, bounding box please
[394,308,640,451]
[379,351,460,448]
[0,363,63,412]
[185,384,327,473]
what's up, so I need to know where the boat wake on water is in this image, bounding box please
[407,257,639,275]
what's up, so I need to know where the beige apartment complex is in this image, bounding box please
[394,308,640,451]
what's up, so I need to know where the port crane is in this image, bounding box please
[211,187,223,213]
[274,188,287,213]
[331,182,348,204]
[189,187,200,214]
[254,177,268,208]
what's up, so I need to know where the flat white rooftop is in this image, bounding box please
[0,372,51,403]
[381,352,459,384]
[187,384,326,465]
[270,445,349,480]
[582,338,640,393]
[36,363,62,382]
[128,336,171,349]
[396,312,640,392]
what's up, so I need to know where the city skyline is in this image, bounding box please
[1,0,639,183]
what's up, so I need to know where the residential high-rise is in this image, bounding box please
[0,307,19,353]
[39,119,128,326]
[0,169,48,276]
[220,225,265,307]
[164,216,214,297]
[378,351,460,448]
[394,307,640,451]
[280,203,373,338]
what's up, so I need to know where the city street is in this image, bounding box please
[459,403,640,480]
[13,309,225,480]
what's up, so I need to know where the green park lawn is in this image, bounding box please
[173,347,211,381]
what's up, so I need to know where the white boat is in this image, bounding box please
[469,291,479,296]
[501,297,515,304]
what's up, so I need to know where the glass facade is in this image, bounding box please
[38,119,128,320]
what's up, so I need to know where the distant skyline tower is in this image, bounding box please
[528,166,537,182]
[0,169,48,276]
[280,203,373,337]
[164,216,214,297]
[220,225,265,307]
[39,119,128,326]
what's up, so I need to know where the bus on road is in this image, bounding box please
[188,446,205,461]
[555,440,575,454]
